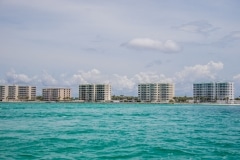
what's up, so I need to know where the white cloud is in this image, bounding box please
[123,38,182,53]
[221,31,240,43]
[78,69,101,80]
[226,31,240,39]
[63,69,108,86]
[66,74,87,86]
[111,74,135,90]
[6,70,32,84]
[4,70,59,86]
[177,20,218,35]
[107,72,174,95]
[211,31,240,48]
[231,32,240,39]
[233,74,240,82]
[175,61,224,82]
[133,72,173,84]
[0,79,7,84]
[233,74,240,97]
[39,71,58,86]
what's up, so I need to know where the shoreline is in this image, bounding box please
[1,101,240,106]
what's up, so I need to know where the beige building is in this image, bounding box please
[0,85,11,101]
[138,83,175,102]
[0,85,36,101]
[79,84,111,102]
[42,88,71,101]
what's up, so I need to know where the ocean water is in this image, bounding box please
[0,103,239,159]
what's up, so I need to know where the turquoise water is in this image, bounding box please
[0,103,240,159]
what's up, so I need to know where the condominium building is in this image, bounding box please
[138,83,175,102]
[79,84,95,101]
[42,88,71,101]
[193,82,234,103]
[0,86,7,101]
[79,84,111,102]
[0,85,36,101]
[18,86,36,100]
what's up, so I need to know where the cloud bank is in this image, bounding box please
[1,61,234,96]
[6,70,33,84]
[175,61,224,82]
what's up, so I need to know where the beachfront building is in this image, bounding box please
[42,88,71,101]
[0,85,36,101]
[193,82,234,103]
[138,83,175,102]
[79,84,111,102]
[0,86,8,101]
[18,86,36,100]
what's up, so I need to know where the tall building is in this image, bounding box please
[79,84,95,101]
[0,85,8,101]
[138,83,175,102]
[18,86,36,100]
[193,82,234,103]
[0,85,36,101]
[79,84,111,102]
[42,88,71,101]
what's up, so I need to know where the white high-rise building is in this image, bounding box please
[42,88,71,101]
[138,83,175,102]
[79,84,111,102]
[193,82,234,103]
[0,85,36,101]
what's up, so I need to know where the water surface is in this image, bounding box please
[0,103,239,159]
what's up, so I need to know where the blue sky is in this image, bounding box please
[0,0,240,97]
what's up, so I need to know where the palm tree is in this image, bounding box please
[224,96,229,103]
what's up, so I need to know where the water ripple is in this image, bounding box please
[0,103,240,159]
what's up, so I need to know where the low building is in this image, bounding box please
[193,82,234,103]
[42,88,71,101]
[0,85,36,101]
[79,84,111,102]
[138,83,175,102]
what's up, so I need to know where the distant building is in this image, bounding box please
[79,84,111,102]
[42,88,71,101]
[79,84,95,101]
[193,82,234,103]
[0,85,36,101]
[138,83,175,102]
[0,86,7,101]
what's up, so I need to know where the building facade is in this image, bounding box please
[138,83,175,102]
[0,85,36,101]
[193,82,234,103]
[79,84,111,102]
[42,88,71,101]
[0,85,9,101]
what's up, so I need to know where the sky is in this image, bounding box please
[0,0,240,97]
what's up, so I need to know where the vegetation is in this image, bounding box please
[173,96,193,103]
[235,97,240,100]
[112,95,139,102]
[169,99,175,104]
[36,96,43,101]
